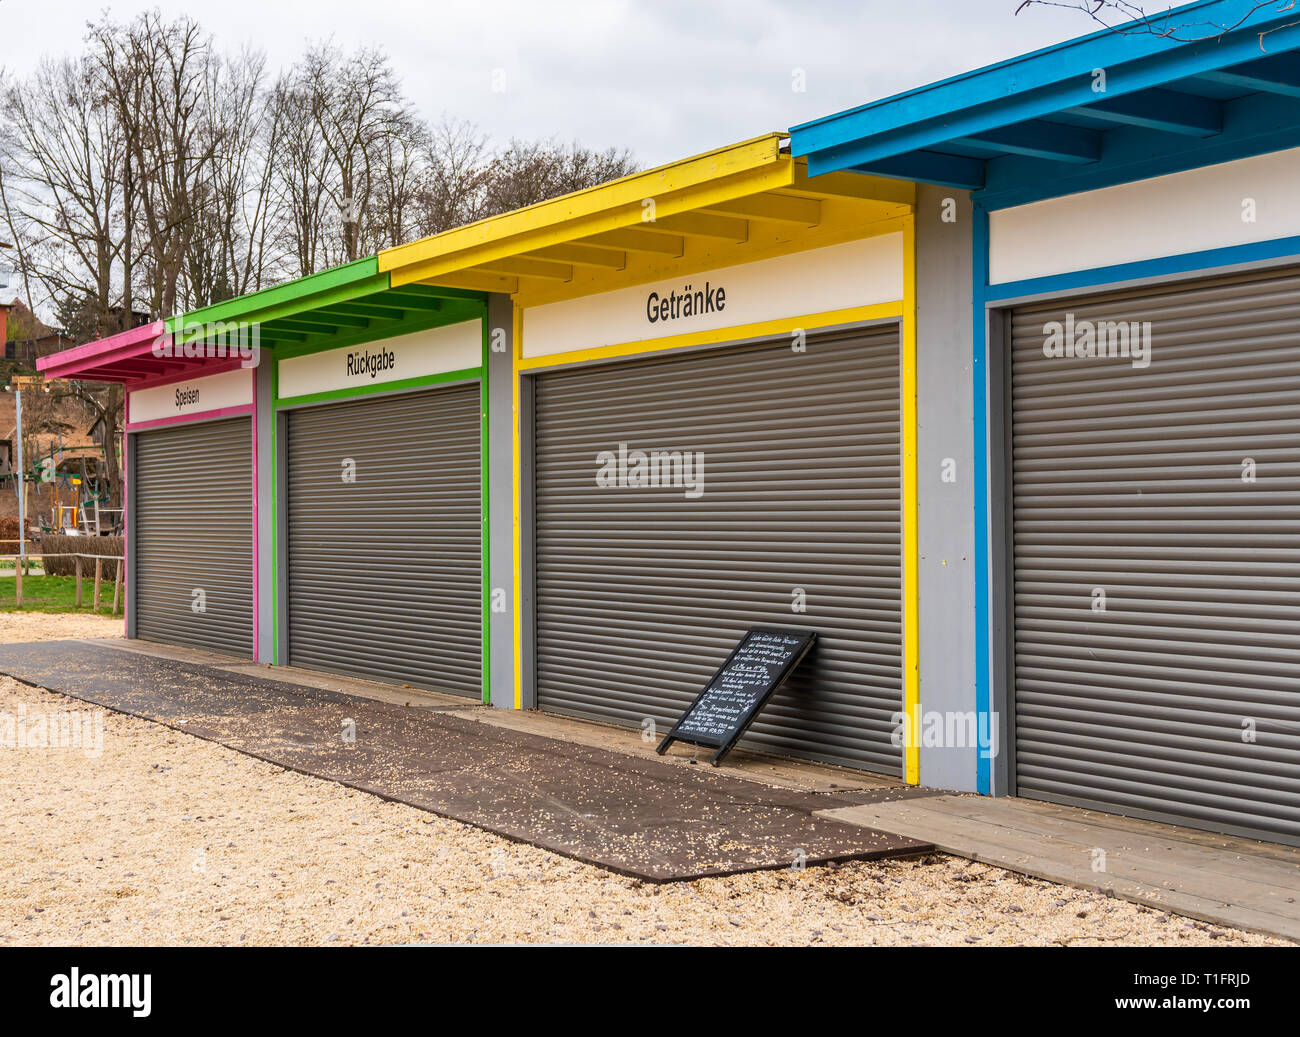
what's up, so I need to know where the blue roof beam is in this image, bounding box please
[1197,55,1300,99]
[1067,87,1223,137]
[853,150,986,191]
[954,120,1103,164]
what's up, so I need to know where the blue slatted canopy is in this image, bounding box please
[791,0,1300,209]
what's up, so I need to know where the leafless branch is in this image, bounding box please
[1016,0,1299,47]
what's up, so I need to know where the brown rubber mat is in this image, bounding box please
[0,640,934,881]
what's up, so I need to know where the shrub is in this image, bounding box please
[0,517,21,554]
[36,534,124,580]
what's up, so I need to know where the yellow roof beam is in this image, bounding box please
[421,270,519,294]
[699,192,821,226]
[785,162,916,205]
[527,243,627,270]
[650,211,749,242]
[579,227,685,256]
[479,256,574,281]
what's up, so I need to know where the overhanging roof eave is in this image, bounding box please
[379,134,794,286]
[378,138,918,290]
[792,0,1300,176]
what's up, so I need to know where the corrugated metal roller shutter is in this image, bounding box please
[533,327,902,772]
[286,384,481,696]
[1010,265,1300,844]
[134,417,254,657]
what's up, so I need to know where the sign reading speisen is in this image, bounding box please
[276,319,482,401]
[657,628,817,765]
[126,367,254,426]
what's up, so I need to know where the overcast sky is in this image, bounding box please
[0,0,1165,166]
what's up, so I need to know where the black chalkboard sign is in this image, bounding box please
[656,627,817,766]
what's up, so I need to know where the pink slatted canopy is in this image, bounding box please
[34,321,206,383]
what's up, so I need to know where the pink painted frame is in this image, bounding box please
[122,385,259,660]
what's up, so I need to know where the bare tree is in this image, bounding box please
[0,75,40,323]
[5,16,640,310]
[185,46,282,305]
[1016,1,1299,45]
[270,77,335,277]
[365,106,429,252]
[482,138,638,215]
[0,26,163,511]
[296,43,408,262]
[549,142,639,196]
[92,12,225,318]
[415,117,491,236]
[1,53,129,339]
[2,8,646,505]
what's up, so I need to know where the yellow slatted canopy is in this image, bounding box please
[379,133,914,307]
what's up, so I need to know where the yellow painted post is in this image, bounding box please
[901,214,921,786]
[511,302,524,710]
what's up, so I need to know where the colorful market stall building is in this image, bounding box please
[39,0,1300,845]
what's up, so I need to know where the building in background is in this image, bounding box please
[2,299,73,365]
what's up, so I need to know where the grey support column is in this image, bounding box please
[915,184,980,792]
[255,354,274,663]
[486,295,517,708]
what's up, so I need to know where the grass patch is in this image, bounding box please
[0,574,121,614]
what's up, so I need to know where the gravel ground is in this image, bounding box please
[0,615,1284,946]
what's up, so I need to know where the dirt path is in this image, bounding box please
[0,610,122,643]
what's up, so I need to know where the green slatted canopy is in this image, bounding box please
[167,257,486,360]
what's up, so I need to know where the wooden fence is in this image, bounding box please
[2,552,125,614]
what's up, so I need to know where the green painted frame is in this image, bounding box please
[269,298,491,704]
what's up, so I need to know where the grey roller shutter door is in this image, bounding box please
[1010,265,1300,844]
[533,327,902,773]
[286,384,481,697]
[134,417,254,657]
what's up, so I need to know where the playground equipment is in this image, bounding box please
[5,374,124,538]
[30,450,122,536]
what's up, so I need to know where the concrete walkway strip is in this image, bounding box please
[0,640,932,882]
[820,795,1300,943]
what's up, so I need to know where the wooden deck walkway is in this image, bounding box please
[821,794,1300,942]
